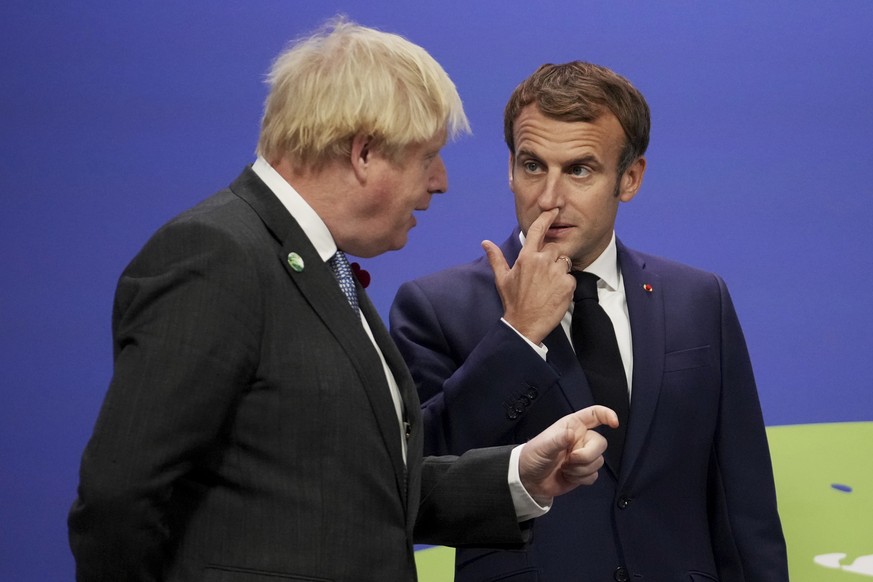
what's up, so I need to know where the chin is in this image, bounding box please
[366,238,408,257]
[390,236,410,252]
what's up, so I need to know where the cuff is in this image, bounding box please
[500,318,549,362]
[508,444,551,522]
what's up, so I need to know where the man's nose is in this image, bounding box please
[428,156,447,194]
[536,173,563,210]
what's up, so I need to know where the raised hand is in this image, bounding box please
[482,209,575,345]
[518,405,619,504]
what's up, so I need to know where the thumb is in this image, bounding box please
[542,423,576,458]
[521,422,575,474]
[482,240,510,279]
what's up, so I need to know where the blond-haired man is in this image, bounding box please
[68,21,617,582]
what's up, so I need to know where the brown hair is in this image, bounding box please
[504,61,650,174]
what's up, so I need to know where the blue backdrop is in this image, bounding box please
[2,2,872,579]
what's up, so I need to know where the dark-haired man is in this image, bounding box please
[391,61,788,581]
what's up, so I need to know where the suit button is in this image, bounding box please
[613,566,629,581]
[506,408,519,420]
[617,496,631,509]
[525,386,539,400]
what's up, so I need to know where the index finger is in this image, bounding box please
[522,209,559,252]
[575,405,620,430]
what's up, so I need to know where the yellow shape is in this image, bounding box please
[414,545,455,582]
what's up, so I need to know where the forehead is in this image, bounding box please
[512,106,625,165]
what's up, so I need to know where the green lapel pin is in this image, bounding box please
[287,252,304,272]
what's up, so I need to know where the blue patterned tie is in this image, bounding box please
[328,251,360,317]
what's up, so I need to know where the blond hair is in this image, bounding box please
[257,17,470,167]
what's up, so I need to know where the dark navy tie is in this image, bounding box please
[571,271,629,470]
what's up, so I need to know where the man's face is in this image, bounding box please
[353,130,448,257]
[510,105,644,269]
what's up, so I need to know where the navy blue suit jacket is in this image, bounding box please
[390,229,787,581]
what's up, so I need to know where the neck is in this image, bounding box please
[270,155,358,250]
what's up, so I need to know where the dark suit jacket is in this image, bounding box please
[68,168,526,582]
[390,229,788,581]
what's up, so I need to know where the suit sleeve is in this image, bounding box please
[68,219,261,581]
[390,279,564,456]
[711,277,788,580]
[414,446,527,547]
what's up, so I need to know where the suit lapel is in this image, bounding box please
[502,230,600,445]
[359,290,419,509]
[229,167,410,502]
[543,327,596,410]
[616,240,665,485]
[360,290,421,432]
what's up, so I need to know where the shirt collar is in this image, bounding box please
[586,232,620,292]
[251,156,337,262]
[517,229,620,291]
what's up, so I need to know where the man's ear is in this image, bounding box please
[350,133,373,183]
[619,157,646,203]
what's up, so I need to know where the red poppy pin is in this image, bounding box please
[351,262,371,288]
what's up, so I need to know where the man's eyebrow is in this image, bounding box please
[515,148,540,160]
[515,150,602,168]
[565,153,600,166]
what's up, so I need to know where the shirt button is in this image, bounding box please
[613,566,629,581]
[617,496,631,509]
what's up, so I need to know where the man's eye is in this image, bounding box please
[570,166,589,177]
[524,161,540,172]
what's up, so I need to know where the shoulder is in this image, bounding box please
[152,182,272,248]
[619,241,725,286]
[618,242,737,317]
[167,187,264,241]
[415,254,491,287]
[392,258,494,325]
[122,186,273,286]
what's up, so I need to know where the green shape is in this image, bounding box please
[287,252,304,272]
[769,422,873,580]
[414,422,873,581]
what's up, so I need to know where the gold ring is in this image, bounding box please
[556,255,572,274]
